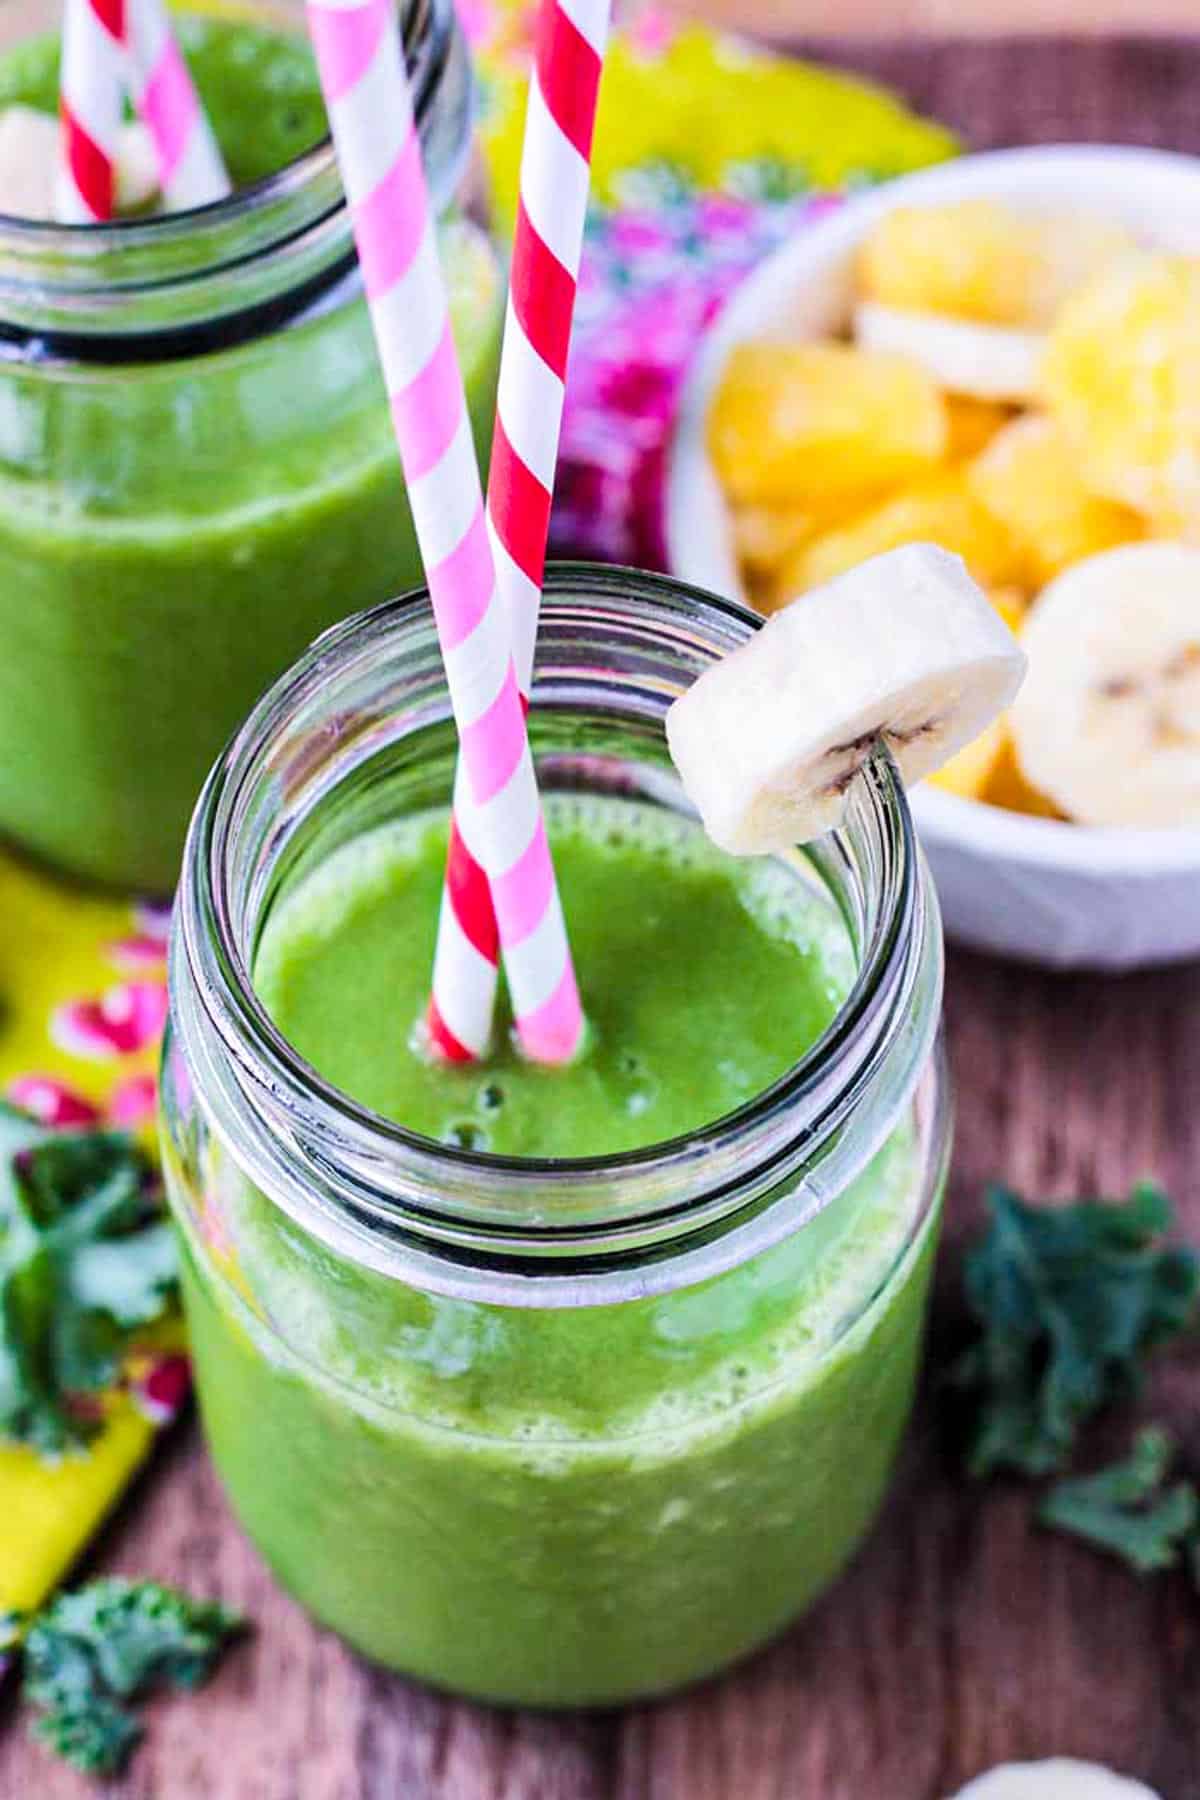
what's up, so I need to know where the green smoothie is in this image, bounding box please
[171,794,940,1703]
[0,18,502,891]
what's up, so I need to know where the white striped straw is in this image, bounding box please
[426,0,609,1064]
[125,0,230,210]
[56,0,123,221]
[307,0,585,1065]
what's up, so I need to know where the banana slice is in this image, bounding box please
[115,123,161,215]
[949,1759,1159,1799]
[1011,541,1200,827]
[0,107,160,221]
[666,542,1025,853]
[855,300,1044,403]
[0,104,59,221]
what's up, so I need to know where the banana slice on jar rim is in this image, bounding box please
[665,542,1026,854]
[1011,541,1200,828]
[949,1758,1160,1799]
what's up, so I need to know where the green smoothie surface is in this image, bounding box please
[0,11,326,187]
[254,795,856,1158]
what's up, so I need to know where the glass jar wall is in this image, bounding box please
[161,568,951,1705]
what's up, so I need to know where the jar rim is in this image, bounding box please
[0,0,467,344]
[172,563,943,1294]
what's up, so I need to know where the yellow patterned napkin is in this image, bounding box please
[0,853,185,1636]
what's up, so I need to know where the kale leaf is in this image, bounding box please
[952,1183,1199,1477]
[1038,1426,1199,1574]
[0,1101,178,1453]
[22,1578,244,1777]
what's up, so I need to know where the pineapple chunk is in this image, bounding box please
[708,340,946,507]
[858,201,1041,326]
[858,200,1133,329]
[928,713,1009,800]
[780,470,1023,598]
[732,504,822,577]
[988,585,1027,635]
[1043,252,1200,520]
[969,413,1143,586]
[946,394,1016,460]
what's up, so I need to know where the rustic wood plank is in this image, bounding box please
[677,0,1200,41]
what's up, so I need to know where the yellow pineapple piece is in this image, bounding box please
[928,714,1008,800]
[982,736,1064,819]
[858,200,1133,329]
[1043,253,1200,520]
[945,394,1015,460]
[732,492,874,594]
[988,585,1027,635]
[708,340,946,508]
[782,469,1024,597]
[732,504,820,577]
[858,201,1041,326]
[969,413,1144,586]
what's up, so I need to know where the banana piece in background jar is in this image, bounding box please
[1011,542,1200,827]
[0,105,160,220]
[0,104,59,220]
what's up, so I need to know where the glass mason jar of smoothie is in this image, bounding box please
[161,568,951,1706]
[0,0,502,892]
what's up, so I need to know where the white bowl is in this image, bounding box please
[665,145,1200,970]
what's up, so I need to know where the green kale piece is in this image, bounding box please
[22,1578,244,1777]
[0,1101,177,1453]
[1038,1426,1198,1573]
[953,1183,1199,1476]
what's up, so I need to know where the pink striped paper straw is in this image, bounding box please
[426,0,608,1064]
[307,0,585,1066]
[56,0,123,221]
[125,0,230,210]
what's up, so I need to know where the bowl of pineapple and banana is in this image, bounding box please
[666,145,1200,969]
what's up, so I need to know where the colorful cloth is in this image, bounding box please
[0,862,186,1654]
[0,7,954,1635]
[474,6,957,565]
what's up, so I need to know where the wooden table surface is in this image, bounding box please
[682,0,1200,41]
[5,31,1200,1800]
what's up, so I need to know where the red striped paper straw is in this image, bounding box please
[307,0,585,1066]
[125,0,230,210]
[57,0,123,221]
[426,0,608,1064]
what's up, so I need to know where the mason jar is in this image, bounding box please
[0,0,501,892]
[161,566,950,1706]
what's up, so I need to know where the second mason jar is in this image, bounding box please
[162,567,951,1705]
[0,0,501,891]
